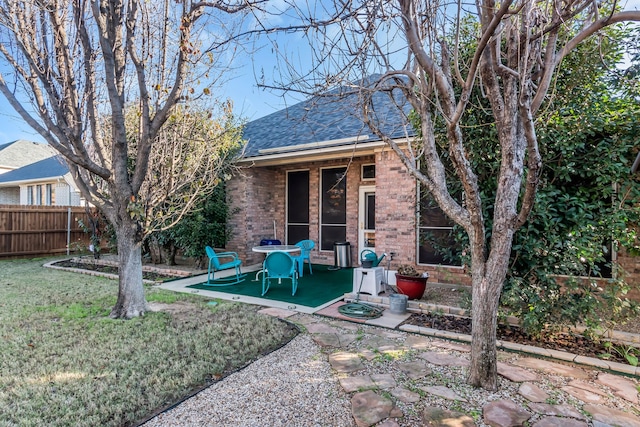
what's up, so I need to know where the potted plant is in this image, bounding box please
[395,264,429,300]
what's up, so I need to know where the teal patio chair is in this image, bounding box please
[293,239,315,277]
[262,251,298,296]
[205,246,246,286]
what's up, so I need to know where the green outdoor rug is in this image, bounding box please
[187,265,353,308]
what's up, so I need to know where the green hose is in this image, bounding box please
[338,301,384,319]
[338,270,385,319]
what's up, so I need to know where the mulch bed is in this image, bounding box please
[52,260,179,282]
[403,312,630,364]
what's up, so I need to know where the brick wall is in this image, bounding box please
[226,151,472,285]
[226,167,281,265]
[374,149,471,285]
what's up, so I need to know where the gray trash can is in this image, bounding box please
[334,241,352,268]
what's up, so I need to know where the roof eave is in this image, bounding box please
[239,138,409,167]
[0,176,65,187]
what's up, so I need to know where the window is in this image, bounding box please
[362,164,375,180]
[418,190,462,266]
[286,170,309,244]
[35,185,42,205]
[26,186,33,205]
[45,184,52,205]
[320,167,347,251]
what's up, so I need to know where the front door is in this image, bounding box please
[358,185,376,260]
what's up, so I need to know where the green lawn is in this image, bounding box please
[0,258,297,427]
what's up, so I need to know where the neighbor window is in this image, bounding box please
[26,186,33,205]
[286,170,310,244]
[320,167,347,251]
[45,184,52,205]
[35,185,42,205]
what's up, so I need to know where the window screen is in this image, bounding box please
[287,170,309,244]
[320,168,347,250]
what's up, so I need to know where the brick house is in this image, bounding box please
[225,91,640,288]
[225,90,469,285]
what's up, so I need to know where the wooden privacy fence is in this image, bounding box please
[0,205,91,258]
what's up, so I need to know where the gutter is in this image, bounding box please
[0,176,63,187]
[239,137,410,167]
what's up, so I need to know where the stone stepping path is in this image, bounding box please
[291,315,640,427]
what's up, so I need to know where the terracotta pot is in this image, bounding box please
[395,274,428,300]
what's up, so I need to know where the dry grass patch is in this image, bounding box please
[0,258,297,427]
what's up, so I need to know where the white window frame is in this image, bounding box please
[361,163,376,181]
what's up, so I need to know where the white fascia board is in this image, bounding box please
[239,138,411,167]
[0,176,63,187]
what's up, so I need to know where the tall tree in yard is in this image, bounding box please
[0,0,249,319]
[255,0,640,389]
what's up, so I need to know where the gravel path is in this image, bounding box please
[143,333,355,427]
[143,311,640,427]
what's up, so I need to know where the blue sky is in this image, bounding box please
[0,0,638,144]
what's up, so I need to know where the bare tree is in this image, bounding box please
[0,0,251,319]
[254,0,640,389]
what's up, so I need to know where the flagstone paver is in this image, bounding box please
[421,385,468,402]
[311,333,342,348]
[418,351,469,366]
[422,406,475,427]
[527,403,587,420]
[338,334,359,347]
[431,340,471,352]
[483,399,532,427]
[358,348,378,361]
[361,336,397,349]
[377,419,401,427]
[583,404,640,427]
[512,357,591,379]
[532,417,588,427]
[329,351,365,373]
[351,390,395,427]
[340,375,377,393]
[567,379,608,396]
[330,320,360,331]
[497,362,541,382]
[390,386,421,403]
[404,335,432,349]
[369,329,405,339]
[396,360,432,379]
[371,373,397,389]
[306,322,341,334]
[561,385,608,404]
[596,372,639,403]
[518,382,550,402]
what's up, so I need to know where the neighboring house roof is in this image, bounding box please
[0,155,69,186]
[0,139,56,170]
[242,81,413,160]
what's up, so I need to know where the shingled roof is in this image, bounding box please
[0,155,68,185]
[0,139,55,170]
[242,81,413,158]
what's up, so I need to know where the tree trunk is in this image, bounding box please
[467,272,500,390]
[110,221,148,319]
